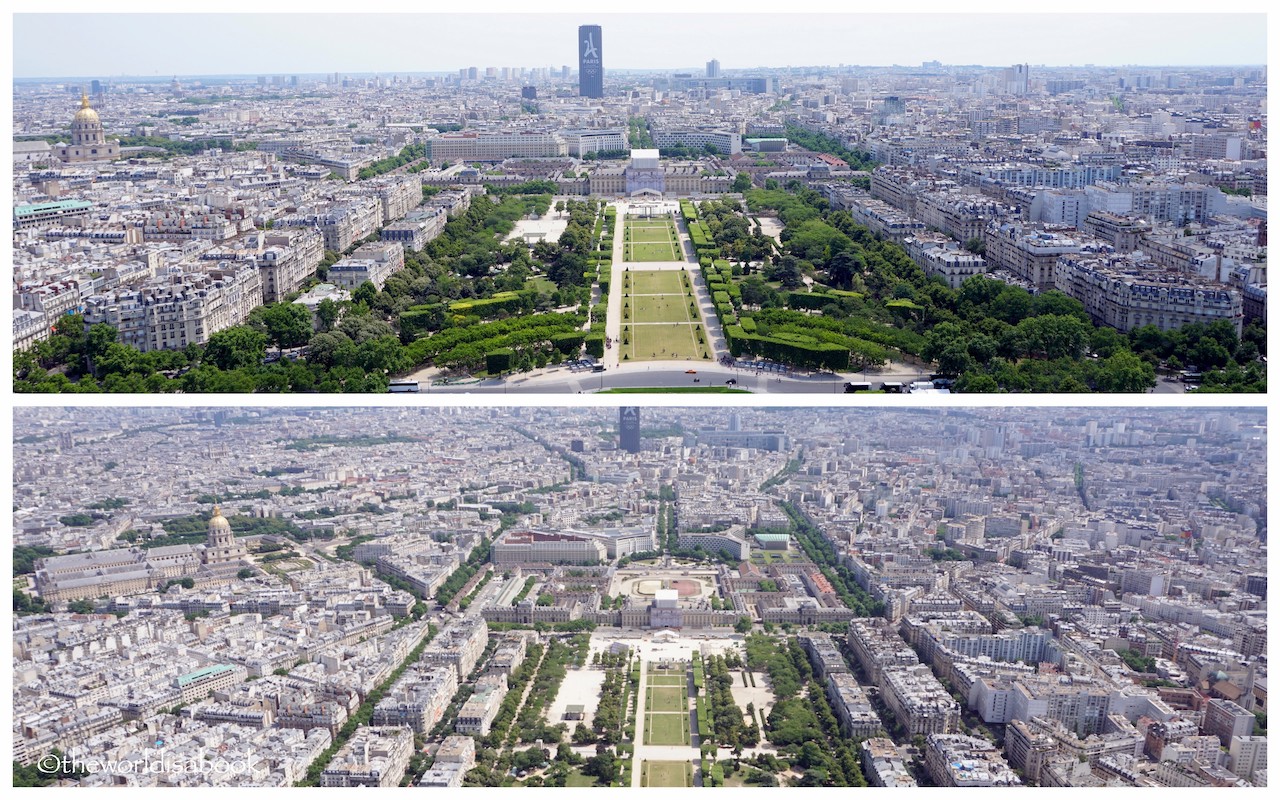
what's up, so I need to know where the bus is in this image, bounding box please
[388,380,420,393]
[880,381,904,393]
[843,381,872,393]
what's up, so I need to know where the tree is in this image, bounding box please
[1017,315,1089,360]
[935,342,974,377]
[338,315,395,345]
[732,172,753,193]
[740,275,779,308]
[352,280,378,307]
[356,335,408,374]
[771,255,803,289]
[84,322,118,365]
[306,331,358,368]
[1032,290,1089,321]
[316,298,341,332]
[250,303,314,349]
[202,326,267,371]
[67,599,95,613]
[1095,349,1156,393]
[572,722,596,744]
[826,250,863,290]
[734,616,753,634]
[237,568,255,580]
[582,750,619,785]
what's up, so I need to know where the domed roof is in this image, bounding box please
[74,93,100,125]
[208,504,232,533]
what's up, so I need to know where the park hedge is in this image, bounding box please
[584,333,605,358]
[724,324,850,371]
[486,348,514,373]
[551,331,586,354]
[787,291,835,311]
[399,303,445,339]
[449,290,534,318]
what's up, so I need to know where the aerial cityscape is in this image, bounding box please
[10,13,1267,393]
[11,405,1267,787]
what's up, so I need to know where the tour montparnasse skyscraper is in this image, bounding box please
[578,24,603,98]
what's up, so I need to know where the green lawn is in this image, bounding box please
[621,323,707,362]
[648,675,686,686]
[629,295,695,324]
[565,769,599,787]
[624,270,686,295]
[617,269,708,362]
[642,761,693,787]
[648,687,687,713]
[645,712,690,745]
[627,241,680,261]
[624,217,680,262]
[627,224,676,242]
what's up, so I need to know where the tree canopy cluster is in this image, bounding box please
[693,186,1266,393]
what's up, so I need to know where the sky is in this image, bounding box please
[11,9,1269,79]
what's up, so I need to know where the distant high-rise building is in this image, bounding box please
[467,66,479,81]
[521,86,537,100]
[562,65,571,79]
[619,407,640,453]
[1245,574,1266,599]
[90,79,103,95]
[578,24,603,98]
[706,59,721,78]
[1004,63,1030,95]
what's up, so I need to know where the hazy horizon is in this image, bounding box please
[12,13,1268,79]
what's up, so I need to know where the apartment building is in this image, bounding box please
[1054,254,1243,335]
[925,733,1022,787]
[320,726,413,787]
[255,228,324,303]
[382,207,447,252]
[455,674,508,735]
[175,664,248,704]
[881,664,959,735]
[277,196,383,252]
[329,241,405,291]
[82,263,263,352]
[984,223,1086,291]
[421,616,489,679]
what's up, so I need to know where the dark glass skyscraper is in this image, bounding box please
[619,407,640,453]
[578,24,603,98]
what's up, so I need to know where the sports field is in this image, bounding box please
[641,761,692,787]
[624,216,681,262]
[619,269,709,362]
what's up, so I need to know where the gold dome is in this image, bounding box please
[74,93,100,125]
[208,504,232,533]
